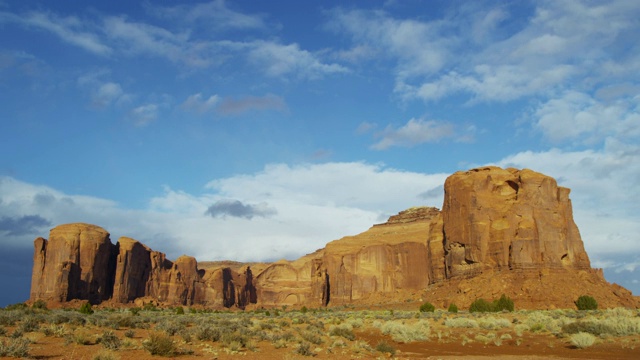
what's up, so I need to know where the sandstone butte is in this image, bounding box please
[29,167,639,310]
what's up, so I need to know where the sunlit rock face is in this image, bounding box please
[30,167,637,310]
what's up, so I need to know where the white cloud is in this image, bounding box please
[248,41,348,80]
[181,93,220,113]
[533,91,640,144]
[0,11,112,56]
[130,104,159,126]
[103,16,216,69]
[330,2,640,103]
[150,0,266,31]
[327,8,451,78]
[371,118,457,150]
[0,162,446,262]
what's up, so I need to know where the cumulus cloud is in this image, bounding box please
[205,200,277,219]
[532,91,640,144]
[0,162,446,262]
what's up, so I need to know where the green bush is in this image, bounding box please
[493,294,515,312]
[447,303,458,313]
[31,300,48,310]
[175,307,184,315]
[78,302,94,315]
[469,298,493,313]
[419,302,435,312]
[575,295,598,310]
[375,341,396,355]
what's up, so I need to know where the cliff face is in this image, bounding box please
[441,167,591,278]
[30,167,637,309]
[30,224,116,304]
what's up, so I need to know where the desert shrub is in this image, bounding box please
[375,341,396,355]
[31,299,48,310]
[41,324,67,337]
[493,294,514,312]
[0,312,19,326]
[301,306,308,314]
[175,307,184,315]
[129,307,140,316]
[68,328,94,345]
[143,332,176,356]
[0,337,30,357]
[571,332,596,349]
[444,317,479,328]
[380,320,430,343]
[92,350,119,360]
[562,316,640,337]
[0,326,5,336]
[79,302,94,315]
[124,329,135,338]
[155,319,185,336]
[99,330,121,350]
[4,303,27,311]
[196,325,221,342]
[295,341,315,356]
[469,298,493,313]
[575,295,598,310]
[478,316,511,330]
[18,316,41,333]
[329,324,356,341]
[419,302,435,312]
[299,329,324,345]
[448,303,458,313]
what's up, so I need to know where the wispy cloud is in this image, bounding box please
[217,94,287,115]
[0,11,111,55]
[181,93,220,113]
[248,41,348,79]
[371,118,456,150]
[130,104,159,126]
[150,0,266,31]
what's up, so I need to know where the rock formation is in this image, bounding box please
[30,167,638,309]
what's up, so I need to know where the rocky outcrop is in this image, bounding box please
[30,224,116,304]
[29,167,638,309]
[441,167,590,279]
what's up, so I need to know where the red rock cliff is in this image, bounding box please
[29,167,637,309]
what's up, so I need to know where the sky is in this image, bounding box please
[0,0,639,307]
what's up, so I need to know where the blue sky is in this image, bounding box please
[1,0,639,306]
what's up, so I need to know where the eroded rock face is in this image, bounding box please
[30,223,116,304]
[441,167,591,279]
[29,167,637,309]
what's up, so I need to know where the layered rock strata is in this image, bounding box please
[30,167,638,309]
